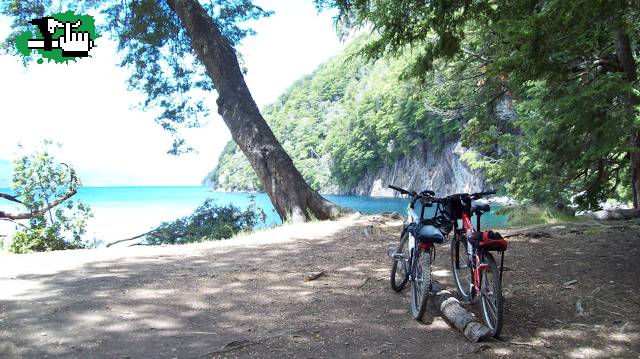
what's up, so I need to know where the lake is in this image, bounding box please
[0,186,507,243]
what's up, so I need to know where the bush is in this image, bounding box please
[144,197,265,245]
[6,142,93,253]
[498,205,577,227]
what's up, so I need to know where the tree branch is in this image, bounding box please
[0,187,77,220]
[0,168,78,220]
[0,192,23,205]
[105,229,158,248]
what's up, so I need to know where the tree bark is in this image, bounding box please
[615,30,640,208]
[165,0,345,222]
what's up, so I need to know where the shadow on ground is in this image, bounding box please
[0,218,479,359]
[0,217,638,358]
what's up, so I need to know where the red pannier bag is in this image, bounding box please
[471,230,508,251]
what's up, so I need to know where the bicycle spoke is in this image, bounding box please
[485,295,497,317]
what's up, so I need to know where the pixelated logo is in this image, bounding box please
[15,11,99,64]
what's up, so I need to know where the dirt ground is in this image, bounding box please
[0,214,638,358]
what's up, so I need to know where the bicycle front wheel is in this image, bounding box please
[390,232,409,292]
[480,251,504,337]
[410,247,431,321]
[451,232,472,302]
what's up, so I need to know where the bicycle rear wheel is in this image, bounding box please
[451,232,472,302]
[480,251,504,337]
[390,232,409,291]
[410,247,431,321]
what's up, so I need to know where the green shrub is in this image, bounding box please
[498,205,577,227]
[7,142,93,254]
[145,197,265,245]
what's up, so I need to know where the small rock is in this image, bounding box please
[576,300,586,317]
[563,279,578,286]
[304,271,325,281]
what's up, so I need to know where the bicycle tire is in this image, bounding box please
[480,251,504,337]
[390,232,410,291]
[451,232,472,302]
[410,247,431,321]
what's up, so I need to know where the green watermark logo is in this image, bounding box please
[15,11,100,64]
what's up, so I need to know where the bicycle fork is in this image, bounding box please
[466,240,491,301]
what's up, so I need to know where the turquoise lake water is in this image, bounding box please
[0,186,507,242]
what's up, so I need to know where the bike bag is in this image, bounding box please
[443,194,472,219]
[407,223,445,244]
[423,215,453,235]
[470,230,508,251]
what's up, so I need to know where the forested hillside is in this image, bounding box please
[209,0,640,211]
[205,35,489,196]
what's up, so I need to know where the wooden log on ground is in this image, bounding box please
[583,208,640,220]
[431,282,492,342]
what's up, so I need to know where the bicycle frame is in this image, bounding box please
[460,211,483,295]
[400,203,434,278]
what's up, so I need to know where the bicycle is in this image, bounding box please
[443,191,508,337]
[388,185,446,322]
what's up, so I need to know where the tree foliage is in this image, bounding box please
[320,0,640,209]
[2,142,93,253]
[1,0,271,154]
[3,1,340,223]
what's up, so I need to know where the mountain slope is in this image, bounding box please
[205,35,485,195]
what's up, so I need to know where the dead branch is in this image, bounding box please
[105,229,158,248]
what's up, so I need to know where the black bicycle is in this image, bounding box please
[388,185,446,322]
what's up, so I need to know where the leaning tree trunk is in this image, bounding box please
[166,0,345,222]
[615,30,640,208]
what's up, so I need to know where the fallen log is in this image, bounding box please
[582,208,640,220]
[430,282,492,342]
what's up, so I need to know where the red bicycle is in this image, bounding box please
[443,192,508,337]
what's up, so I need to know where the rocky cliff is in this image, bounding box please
[345,141,484,196]
[205,35,492,197]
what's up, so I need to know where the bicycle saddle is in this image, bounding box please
[472,202,490,215]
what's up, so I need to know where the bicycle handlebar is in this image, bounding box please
[388,185,496,208]
[389,185,438,209]
[430,190,497,204]
[472,190,497,197]
[388,184,411,195]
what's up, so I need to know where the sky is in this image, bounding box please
[0,1,345,187]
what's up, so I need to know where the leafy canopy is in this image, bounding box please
[1,0,272,154]
[319,0,640,208]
